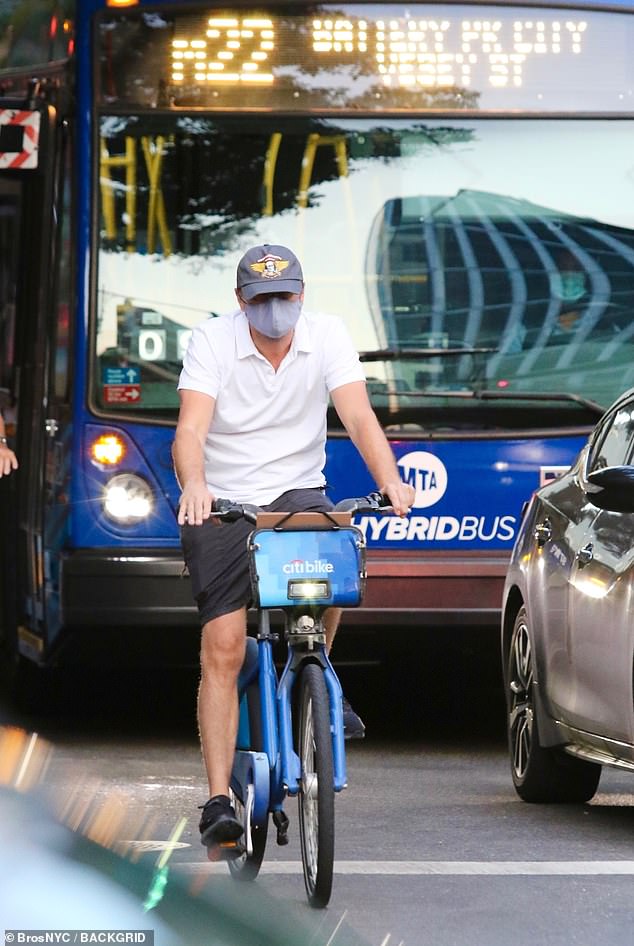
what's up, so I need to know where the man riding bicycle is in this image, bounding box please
[172,244,414,853]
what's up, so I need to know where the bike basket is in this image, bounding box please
[248,526,366,608]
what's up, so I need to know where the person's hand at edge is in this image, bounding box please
[0,443,18,478]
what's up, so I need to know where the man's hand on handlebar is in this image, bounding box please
[382,480,415,518]
[177,480,215,526]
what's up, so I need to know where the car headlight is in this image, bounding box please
[103,473,153,524]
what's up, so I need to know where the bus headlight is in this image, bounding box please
[103,473,153,523]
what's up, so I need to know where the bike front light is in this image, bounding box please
[287,580,330,600]
[103,473,153,524]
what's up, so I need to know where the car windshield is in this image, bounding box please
[94,115,634,428]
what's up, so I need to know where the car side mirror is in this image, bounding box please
[585,466,634,512]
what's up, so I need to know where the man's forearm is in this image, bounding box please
[347,411,402,491]
[172,428,207,489]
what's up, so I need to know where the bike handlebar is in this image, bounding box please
[332,491,391,514]
[212,492,391,524]
[212,498,260,523]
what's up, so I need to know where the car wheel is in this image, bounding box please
[506,606,601,803]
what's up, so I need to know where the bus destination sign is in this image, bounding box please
[100,5,633,112]
[172,12,586,95]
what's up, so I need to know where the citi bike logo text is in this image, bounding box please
[398,450,448,508]
[283,559,334,574]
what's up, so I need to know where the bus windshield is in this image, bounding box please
[95,114,634,428]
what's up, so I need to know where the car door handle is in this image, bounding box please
[534,520,552,547]
[576,543,594,566]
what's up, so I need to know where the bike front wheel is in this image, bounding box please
[296,662,335,908]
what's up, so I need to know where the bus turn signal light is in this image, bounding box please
[106,0,139,7]
[91,433,125,466]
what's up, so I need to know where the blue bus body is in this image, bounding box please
[1,0,633,676]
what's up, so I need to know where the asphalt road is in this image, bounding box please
[3,627,634,946]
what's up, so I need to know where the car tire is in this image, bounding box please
[506,606,601,803]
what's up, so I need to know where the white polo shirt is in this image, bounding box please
[177,309,366,505]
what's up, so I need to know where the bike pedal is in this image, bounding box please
[272,809,289,846]
[218,840,245,859]
[204,840,244,863]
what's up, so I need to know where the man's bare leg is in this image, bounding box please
[198,607,247,797]
[324,607,342,654]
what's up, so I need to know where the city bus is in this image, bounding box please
[1,0,633,690]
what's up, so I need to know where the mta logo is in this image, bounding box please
[397,451,448,509]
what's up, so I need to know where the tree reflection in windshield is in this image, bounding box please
[95,117,634,425]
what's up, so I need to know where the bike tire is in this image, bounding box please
[296,662,335,909]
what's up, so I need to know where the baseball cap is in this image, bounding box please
[236,244,304,301]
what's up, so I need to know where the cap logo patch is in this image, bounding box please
[250,254,290,279]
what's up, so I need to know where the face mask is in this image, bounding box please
[244,296,302,338]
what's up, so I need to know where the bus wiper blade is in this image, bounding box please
[473,389,605,415]
[364,387,605,415]
[359,347,497,361]
[393,388,604,414]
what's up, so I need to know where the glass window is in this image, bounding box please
[94,115,634,426]
[0,0,75,69]
[589,405,634,471]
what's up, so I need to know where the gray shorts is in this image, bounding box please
[180,488,334,626]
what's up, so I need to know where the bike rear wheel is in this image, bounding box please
[296,662,335,908]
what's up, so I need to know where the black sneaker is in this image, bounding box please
[198,795,244,848]
[342,696,366,740]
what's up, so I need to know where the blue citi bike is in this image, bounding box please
[211,492,390,909]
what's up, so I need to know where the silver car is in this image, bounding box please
[502,386,634,802]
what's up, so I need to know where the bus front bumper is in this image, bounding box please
[61,548,510,628]
[62,549,199,628]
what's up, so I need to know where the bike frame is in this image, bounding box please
[232,607,347,843]
[215,494,382,899]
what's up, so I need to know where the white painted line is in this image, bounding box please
[123,840,190,852]
[175,860,634,876]
[324,910,347,946]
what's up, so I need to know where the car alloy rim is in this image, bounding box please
[508,617,534,780]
